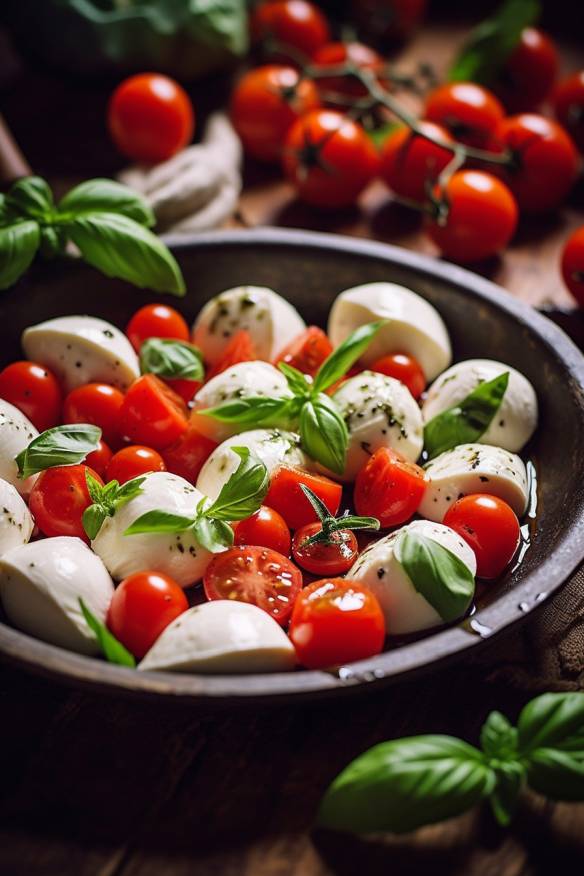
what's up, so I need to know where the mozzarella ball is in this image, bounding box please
[138,601,296,673]
[192,286,306,366]
[0,536,114,655]
[331,372,423,481]
[22,315,139,392]
[419,443,529,522]
[0,398,38,497]
[0,478,34,555]
[92,471,212,588]
[328,282,451,380]
[423,359,538,453]
[348,520,476,634]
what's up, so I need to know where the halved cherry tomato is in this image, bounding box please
[251,0,330,60]
[63,382,125,447]
[425,82,504,150]
[496,27,558,113]
[203,545,303,626]
[444,494,520,579]
[126,303,190,353]
[28,464,102,542]
[106,445,166,484]
[234,505,291,555]
[312,41,384,100]
[292,522,358,575]
[354,447,426,527]
[379,120,453,203]
[205,330,257,381]
[274,326,332,377]
[164,378,203,406]
[85,439,113,480]
[266,465,342,529]
[0,360,62,432]
[553,71,584,152]
[119,375,188,450]
[288,577,386,669]
[369,353,426,399]
[561,225,584,307]
[107,570,188,659]
[162,426,217,483]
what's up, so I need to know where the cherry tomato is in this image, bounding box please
[444,494,520,579]
[379,121,453,203]
[164,378,203,406]
[561,225,584,307]
[233,505,291,555]
[426,170,518,263]
[85,439,113,480]
[119,375,188,450]
[283,109,379,208]
[231,65,320,162]
[351,0,427,42]
[497,27,558,113]
[292,522,358,575]
[203,545,303,626]
[369,353,426,399]
[108,73,194,163]
[126,303,190,353]
[29,464,102,542]
[289,577,386,669]
[162,426,217,483]
[251,0,330,60]
[354,447,426,527]
[0,360,62,432]
[106,445,166,484]
[266,465,342,530]
[107,571,188,660]
[63,382,125,447]
[205,330,257,381]
[553,71,584,153]
[273,326,332,377]
[312,41,384,100]
[425,82,504,150]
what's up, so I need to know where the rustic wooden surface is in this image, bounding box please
[1,9,584,876]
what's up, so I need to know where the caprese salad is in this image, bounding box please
[0,281,538,674]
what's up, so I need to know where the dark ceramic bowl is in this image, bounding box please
[1,228,584,704]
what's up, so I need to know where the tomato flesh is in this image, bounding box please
[205,330,257,381]
[63,382,125,447]
[274,326,332,377]
[234,505,291,555]
[0,360,62,432]
[444,494,521,579]
[126,303,190,353]
[106,445,166,484]
[354,447,426,527]
[29,464,102,542]
[292,522,358,575]
[119,375,188,450]
[162,426,217,484]
[266,465,342,530]
[369,353,426,399]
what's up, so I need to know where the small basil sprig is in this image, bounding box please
[299,485,379,545]
[424,371,509,460]
[15,423,102,479]
[79,599,136,668]
[140,338,205,382]
[318,692,584,835]
[82,474,146,540]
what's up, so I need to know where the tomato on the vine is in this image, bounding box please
[119,375,188,450]
[312,41,384,100]
[29,464,102,542]
[0,361,62,432]
[369,353,426,399]
[233,505,291,555]
[106,445,166,484]
[266,466,342,530]
[251,0,330,60]
[561,225,584,307]
[126,303,190,353]
[496,27,558,113]
[379,121,453,203]
[274,326,332,377]
[354,447,426,527]
[292,522,358,575]
[63,382,125,447]
[351,0,427,42]
[85,439,113,480]
[444,494,520,579]
[553,71,584,153]
[425,82,504,150]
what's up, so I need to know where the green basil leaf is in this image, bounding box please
[15,423,101,479]
[0,220,40,290]
[318,735,495,834]
[277,361,311,397]
[65,212,185,296]
[140,338,204,381]
[5,176,55,222]
[39,225,67,259]
[394,531,475,623]
[82,504,107,541]
[312,321,385,394]
[488,761,525,826]
[116,475,147,503]
[517,692,584,755]
[58,178,154,227]
[481,711,518,759]
[83,474,146,540]
[204,446,269,522]
[424,372,509,460]
[299,484,332,524]
[85,471,105,504]
[300,393,348,475]
[79,598,136,668]
[124,510,195,536]
[199,395,292,427]
[192,517,234,553]
[526,748,584,801]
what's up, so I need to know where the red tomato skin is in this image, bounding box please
[29,465,103,542]
[164,378,203,406]
[233,505,291,555]
[289,577,386,669]
[312,41,384,100]
[251,0,330,59]
[444,494,520,579]
[62,382,125,447]
[497,27,558,113]
[118,375,188,450]
[351,0,427,41]
[266,466,342,530]
[0,361,62,432]
[162,426,217,484]
[108,74,194,163]
[379,121,453,202]
[106,445,166,484]
[425,82,504,150]
[204,330,257,381]
[553,71,584,152]
[107,571,188,660]
[369,353,426,399]
[561,225,584,307]
[273,326,333,377]
[126,304,190,353]
[292,522,358,575]
[85,439,113,480]
[354,447,426,527]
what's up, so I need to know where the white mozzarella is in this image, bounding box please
[0,399,38,497]
[419,443,529,522]
[328,282,451,381]
[422,359,538,453]
[348,520,476,635]
[138,601,296,673]
[331,372,423,481]
[0,536,114,655]
[196,428,310,501]
[92,471,212,588]
[190,360,294,443]
[22,315,139,392]
[0,478,34,555]
[192,286,306,366]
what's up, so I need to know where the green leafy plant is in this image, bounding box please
[299,485,379,546]
[139,338,205,382]
[15,423,102,479]
[82,474,146,540]
[79,598,135,668]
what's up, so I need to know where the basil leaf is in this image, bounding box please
[489,761,525,826]
[192,517,234,553]
[517,692,584,755]
[82,505,107,541]
[115,476,147,503]
[318,735,495,834]
[312,321,385,394]
[124,510,195,536]
[0,220,40,290]
[300,393,348,475]
[481,711,518,759]
[394,531,475,623]
[15,423,101,479]
[199,396,292,427]
[65,212,185,297]
[58,178,154,227]
[83,474,146,540]
[39,225,67,259]
[278,361,311,396]
[79,598,136,668]
[424,372,509,460]
[85,471,105,504]
[140,338,204,381]
[526,748,584,801]
[204,446,269,521]
[5,176,54,222]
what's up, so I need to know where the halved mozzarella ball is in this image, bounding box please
[196,428,311,501]
[192,286,306,366]
[422,359,538,453]
[0,536,114,655]
[92,471,212,588]
[138,601,296,673]
[0,399,38,497]
[419,443,529,522]
[348,520,476,634]
[22,315,139,392]
[328,282,451,381]
[0,478,34,555]
[331,372,423,481]
[190,361,293,443]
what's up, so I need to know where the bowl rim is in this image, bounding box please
[2,226,584,704]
